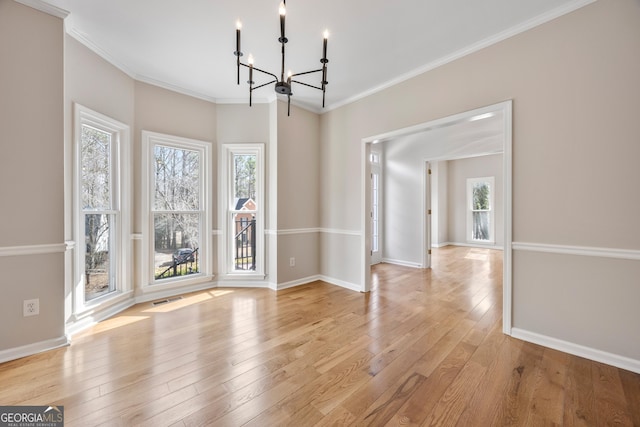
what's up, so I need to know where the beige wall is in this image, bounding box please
[320,0,640,363]
[0,1,65,352]
[276,101,321,284]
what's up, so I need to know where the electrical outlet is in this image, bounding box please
[23,299,39,317]
[289,257,295,267]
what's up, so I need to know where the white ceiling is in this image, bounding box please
[39,0,592,113]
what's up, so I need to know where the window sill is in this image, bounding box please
[145,274,215,292]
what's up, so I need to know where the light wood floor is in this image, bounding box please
[1,246,639,426]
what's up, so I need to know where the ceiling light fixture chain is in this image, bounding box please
[234,0,329,116]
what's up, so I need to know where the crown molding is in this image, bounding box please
[133,74,220,103]
[66,27,136,79]
[323,0,597,113]
[46,0,595,114]
[14,0,68,19]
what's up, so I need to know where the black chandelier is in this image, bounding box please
[234,0,329,116]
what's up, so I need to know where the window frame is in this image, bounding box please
[467,176,495,244]
[370,150,382,262]
[219,143,265,279]
[142,131,212,291]
[73,104,131,314]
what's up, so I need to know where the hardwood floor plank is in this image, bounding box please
[455,336,524,426]
[562,355,595,426]
[384,341,478,426]
[524,348,570,425]
[490,341,545,426]
[619,368,640,427]
[593,362,634,426]
[420,359,487,426]
[1,247,639,426]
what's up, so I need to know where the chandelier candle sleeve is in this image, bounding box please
[235,21,242,85]
[323,30,328,60]
[279,2,286,41]
[236,21,241,53]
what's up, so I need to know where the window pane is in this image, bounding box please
[154,145,200,211]
[154,213,200,280]
[85,213,115,300]
[234,154,257,209]
[233,213,256,271]
[372,220,379,252]
[81,125,111,210]
[472,211,490,241]
[472,182,490,210]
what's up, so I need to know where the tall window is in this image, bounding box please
[221,144,264,278]
[467,177,495,243]
[74,104,130,305]
[370,151,382,265]
[143,131,211,287]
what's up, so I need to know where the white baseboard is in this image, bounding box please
[381,258,423,269]
[511,328,640,374]
[445,242,504,250]
[216,280,270,289]
[0,336,69,364]
[318,275,363,292]
[135,281,218,304]
[432,242,450,248]
[276,275,323,291]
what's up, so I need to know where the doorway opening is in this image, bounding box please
[360,101,512,334]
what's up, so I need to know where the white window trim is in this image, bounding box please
[141,131,213,292]
[370,149,382,263]
[467,176,495,244]
[219,143,265,280]
[73,104,132,316]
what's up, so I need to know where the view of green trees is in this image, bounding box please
[153,145,201,252]
[234,154,256,202]
[81,125,114,300]
[472,181,490,241]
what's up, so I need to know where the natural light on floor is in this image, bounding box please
[142,292,213,313]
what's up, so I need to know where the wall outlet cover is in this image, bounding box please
[24,299,39,317]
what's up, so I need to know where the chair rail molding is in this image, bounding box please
[0,243,66,257]
[512,241,640,261]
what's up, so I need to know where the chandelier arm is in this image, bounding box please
[252,79,278,91]
[290,80,323,91]
[290,69,323,78]
[239,63,279,81]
